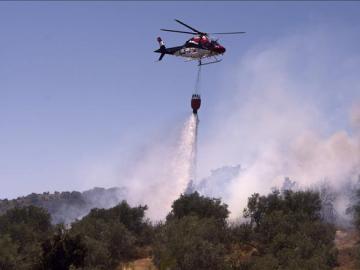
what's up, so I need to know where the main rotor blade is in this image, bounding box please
[175,19,205,35]
[209,32,246,35]
[160,29,198,35]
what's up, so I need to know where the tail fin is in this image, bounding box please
[156,37,166,61]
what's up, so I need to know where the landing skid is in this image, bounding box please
[184,56,222,66]
[198,59,222,66]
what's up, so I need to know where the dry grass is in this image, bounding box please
[119,258,157,270]
[334,229,359,270]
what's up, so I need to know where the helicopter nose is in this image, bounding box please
[215,46,226,54]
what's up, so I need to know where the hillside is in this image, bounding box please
[0,187,126,224]
[334,229,360,270]
[1,189,360,269]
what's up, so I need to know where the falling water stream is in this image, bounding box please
[171,113,199,196]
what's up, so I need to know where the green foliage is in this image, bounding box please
[351,189,360,230]
[227,222,254,247]
[351,187,360,267]
[81,201,149,238]
[0,206,53,269]
[0,234,18,270]
[153,216,228,270]
[154,192,231,270]
[0,189,340,270]
[244,190,322,227]
[167,192,229,223]
[70,201,151,269]
[0,205,52,236]
[39,227,86,270]
[243,190,337,270]
[0,200,152,270]
[154,191,337,270]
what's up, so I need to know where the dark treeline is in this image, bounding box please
[0,200,152,270]
[0,187,126,225]
[1,188,360,270]
[349,188,360,269]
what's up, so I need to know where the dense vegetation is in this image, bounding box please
[0,206,53,269]
[242,190,337,269]
[350,187,360,268]
[0,201,151,270]
[70,201,153,269]
[153,191,337,270]
[0,189,339,270]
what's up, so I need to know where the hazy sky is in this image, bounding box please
[1,1,359,199]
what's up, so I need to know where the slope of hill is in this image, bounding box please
[0,187,127,224]
[334,229,360,270]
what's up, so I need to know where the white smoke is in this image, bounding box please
[79,25,359,223]
[125,114,198,220]
[197,26,360,220]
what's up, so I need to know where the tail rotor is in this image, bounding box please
[156,37,166,61]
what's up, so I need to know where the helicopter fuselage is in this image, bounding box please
[155,19,244,63]
[155,35,226,62]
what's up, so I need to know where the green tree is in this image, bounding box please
[78,201,150,244]
[243,190,337,270]
[0,206,53,269]
[70,201,150,269]
[39,227,86,270]
[154,193,231,270]
[167,192,229,224]
[349,186,360,268]
[0,234,18,270]
[153,216,228,270]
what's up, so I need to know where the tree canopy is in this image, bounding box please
[167,191,229,223]
[0,189,341,270]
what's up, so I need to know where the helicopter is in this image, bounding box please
[154,19,245,65]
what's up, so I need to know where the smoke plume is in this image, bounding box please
[197,26,360,221]
[84,25,359,223]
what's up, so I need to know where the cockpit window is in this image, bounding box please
[211,39,219,46]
